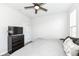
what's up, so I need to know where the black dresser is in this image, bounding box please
[8,26,24,54]
[8,34,24,54]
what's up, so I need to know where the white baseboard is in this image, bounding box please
[0,51,7,56]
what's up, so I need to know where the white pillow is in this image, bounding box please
[63,38,79,56]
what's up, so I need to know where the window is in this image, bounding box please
[70,9,77,37]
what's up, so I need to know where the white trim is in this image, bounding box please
[0,51,7,56]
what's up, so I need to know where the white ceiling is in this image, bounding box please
[2,3,73,19]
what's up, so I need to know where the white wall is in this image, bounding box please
[31,12,69,40]
[0,5,31,55]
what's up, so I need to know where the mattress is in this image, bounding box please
[11,39,66,56]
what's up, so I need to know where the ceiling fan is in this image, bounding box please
[24,3,48,14]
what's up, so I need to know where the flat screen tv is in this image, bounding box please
[8,26,23,35]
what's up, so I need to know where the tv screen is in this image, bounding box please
[8,26,23,35]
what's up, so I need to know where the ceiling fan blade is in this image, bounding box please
[39,7,47,12]
[33,3,37,5]
[38,3,46,6]
[24,6,34,9]
[35,9,38,14]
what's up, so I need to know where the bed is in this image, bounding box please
[61,36,79,56]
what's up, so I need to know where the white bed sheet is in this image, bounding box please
[11,39,66,56]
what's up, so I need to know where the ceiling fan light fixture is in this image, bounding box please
[34,6,39,9]
[24,3,47,14]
